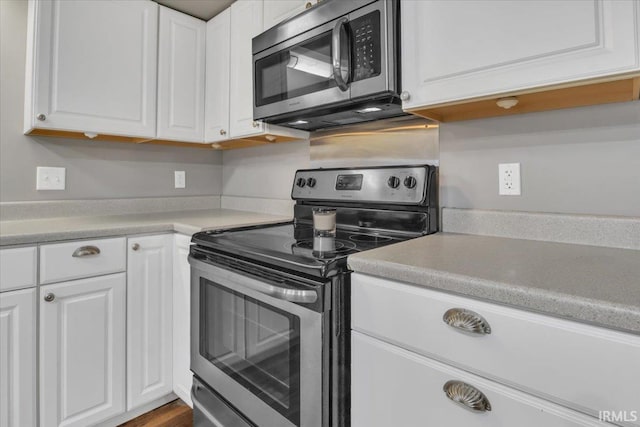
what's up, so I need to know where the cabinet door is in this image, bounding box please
[263,0,311,31]
[172,234,192,407]
[25,0,158,137]
[0,289,36,427]
[352,331,605,427]
[401,0,640,109]
[229,0,265,138]
[127,234,173,410]
[40,274,126,427]
[204,8,231,143]
[157,6,206,142]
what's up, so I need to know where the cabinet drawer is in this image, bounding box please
[352,274,640,423]
[0,246,37,292]
[352,331,605,427]
[40,237,126,284]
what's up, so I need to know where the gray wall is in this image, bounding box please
[439,101,640,217]
[0,0,222,202]
[222,141,310,200]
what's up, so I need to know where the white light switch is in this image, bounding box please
[36,167,66,190]
[174,171,186,189]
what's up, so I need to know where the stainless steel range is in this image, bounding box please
[189,165,438,427]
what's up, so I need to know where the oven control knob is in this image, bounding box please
[404,176,417,189]
[306,177,317,188]
[296,177,306,188]
[387,176,400,189]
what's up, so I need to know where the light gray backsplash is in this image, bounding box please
[439,101,640,217]
[222,141,311,200]
[0,0,222,203]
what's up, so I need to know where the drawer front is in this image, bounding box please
[352,273,640,423]
[352,331,605,427]
[0,246,37,292]
[40,238,126,284]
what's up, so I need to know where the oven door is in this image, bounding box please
[253,0,396,121]
[190,256,326,427]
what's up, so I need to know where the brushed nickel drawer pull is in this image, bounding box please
[44,292,55,302]
[443,308,491,335]
[72,245,101,258]
[443,380,492,412]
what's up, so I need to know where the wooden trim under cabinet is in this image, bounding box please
[25,129,307,150]
[408,75,640,123]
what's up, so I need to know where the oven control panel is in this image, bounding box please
[292,166,435,205]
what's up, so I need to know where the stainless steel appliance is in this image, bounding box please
[252,0,403,131]
[189,165,438,427]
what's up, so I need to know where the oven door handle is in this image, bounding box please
[332,17,350,91]
[190,256,318,304]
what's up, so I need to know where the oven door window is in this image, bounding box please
[200,278,301,425]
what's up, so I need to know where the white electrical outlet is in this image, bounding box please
[36,167,66,190]
[499,163,521,196]
[174,171,186,189]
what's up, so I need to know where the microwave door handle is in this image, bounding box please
[332,17,350,91]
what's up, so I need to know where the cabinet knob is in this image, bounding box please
[443,381,492,412]
[219,129,227,136]
[305,2,312,8]
[443,308,491,335]
[131,243,140,251]
[252,121,260,128]
[44,293,55,302]
[400,91,410,101]
[37,113,46,121]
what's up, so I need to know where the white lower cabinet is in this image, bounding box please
[0,288,36,427]
[172,234,193,406]
[40,274,126,427]
[127,234,174,410]
[352,331,605,427]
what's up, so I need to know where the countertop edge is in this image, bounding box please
[347,257,640,335]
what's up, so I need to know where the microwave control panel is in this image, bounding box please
[352,11,381,81]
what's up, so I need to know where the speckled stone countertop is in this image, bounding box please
[0,209,291,246]
[348,233,640,334]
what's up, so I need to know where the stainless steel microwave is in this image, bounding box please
[252,0,404,131]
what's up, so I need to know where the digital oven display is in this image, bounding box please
[335,174,363,191]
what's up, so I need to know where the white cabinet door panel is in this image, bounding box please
[401,0,640,109]
[352,331,606,427]
[204,8,231,143]
[172,234,192,407]
[157,6,206,142]
[127,234,173,410]
[40,274,126,427]
[0,288,36,427]
[26,0,158,137]
[229,0,265,138]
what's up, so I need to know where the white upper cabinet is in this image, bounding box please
[157,6,206,142]
[229,0,265,138]
[24,0,158,138]
[263,0,313,31]
[205,8,231,143]
[127,235,173,410]
[401,0,640,110]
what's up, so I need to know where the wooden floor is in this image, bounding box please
[120,399,192,427]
